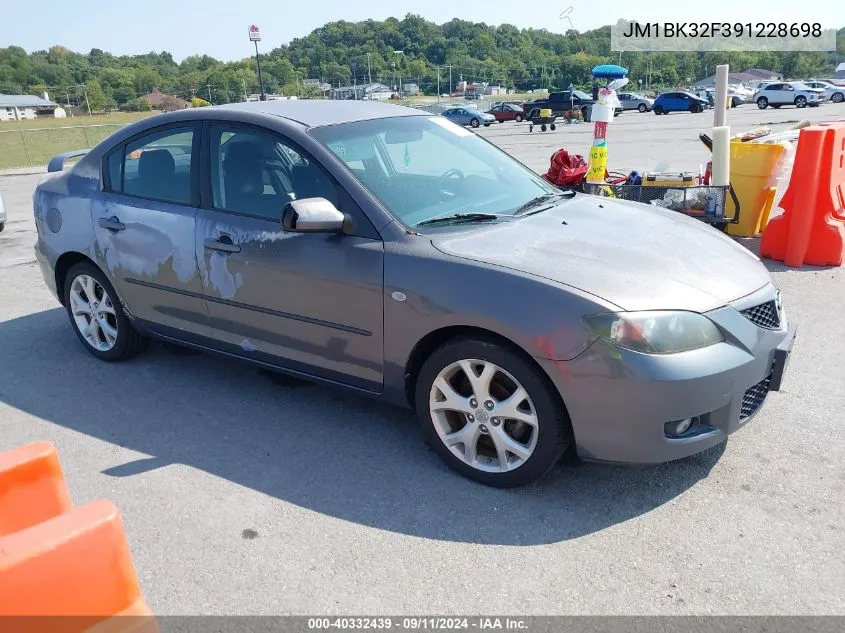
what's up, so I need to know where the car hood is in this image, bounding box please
[430,195,772,313]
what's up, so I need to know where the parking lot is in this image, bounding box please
[1,103,844,615]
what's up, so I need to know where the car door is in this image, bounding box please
[194,122,384,391]
[618,94,631,110]
[97,123,210,338]
[766,84,786,104]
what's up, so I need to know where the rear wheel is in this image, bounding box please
[550,123,556,130]
[654,105,664,115]
[415,337,571,487]
[63,262,147,361]
[690,102,701,113]
[757,97,769,109]
[540,124,547,131]
[638,103,647,112]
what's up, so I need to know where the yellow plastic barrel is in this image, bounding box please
[725,140,788,237]
[539,108,552,118]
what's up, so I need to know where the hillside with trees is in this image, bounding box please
[1,16,843,109]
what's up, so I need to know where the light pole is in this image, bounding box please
[248,25,266,101]
[366,53,372,97]
[394,50,404,96]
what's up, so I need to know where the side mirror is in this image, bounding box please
[282,197,348,233]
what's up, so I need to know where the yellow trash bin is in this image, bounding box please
[539,108,552,118]
[725,140,788,237]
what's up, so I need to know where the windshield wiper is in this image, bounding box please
[513,190,576,216]
[416,212,504,227]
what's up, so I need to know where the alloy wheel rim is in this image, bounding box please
[429,359,538,473]
[69,275,118,352]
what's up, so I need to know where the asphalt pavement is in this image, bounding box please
[0,103,843,615]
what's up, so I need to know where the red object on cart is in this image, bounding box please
[544,149,589,187]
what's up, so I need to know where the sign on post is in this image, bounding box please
[248,25,261,42]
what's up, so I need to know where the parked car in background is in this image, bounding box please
[486,103,525,122]
[695,89,745,108]
[523,90,623,120]
[653,91,710,114]
[0,190,6,232]
[441,106,495,128]
[754,82,825,109]
[803,81,845,103]
[617,92,653,112]
[32,100,796,487]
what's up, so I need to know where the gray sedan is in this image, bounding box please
[33,101,795,487]
[617,92,653,112]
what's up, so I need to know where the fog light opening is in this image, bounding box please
[665,416,699,438]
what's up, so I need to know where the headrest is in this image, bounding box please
[138,149,175,177]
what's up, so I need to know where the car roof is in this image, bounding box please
[216,99,427,127]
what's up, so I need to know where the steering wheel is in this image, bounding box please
[437,168,465,197]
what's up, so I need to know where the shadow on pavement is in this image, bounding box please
[0,308,725,546]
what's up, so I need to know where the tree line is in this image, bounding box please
[1,16,843,110]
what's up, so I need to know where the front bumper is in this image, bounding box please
[537,285,795,464]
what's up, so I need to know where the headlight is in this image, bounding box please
[583,311,724,354]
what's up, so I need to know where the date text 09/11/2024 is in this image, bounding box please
[621,22,823,39]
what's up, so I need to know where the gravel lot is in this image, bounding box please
[1,103,844,616]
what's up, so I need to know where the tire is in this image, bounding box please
[832,92,844,104]
[772,104,782,109]
[415,337,571,487]
[63,262,147,361]
[470,118,480,128]
[483,122,491,127]
[638,103,647,112]
[690,103,701,114]
[580,106,588,119]
[653,105,663,115]
[795,96,807,108]
[549,123,556,130]
[0,222,4,233]
[540,124,547,131]
[757,97,768,109]
[515,114,524,122]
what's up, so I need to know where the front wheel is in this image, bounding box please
[63,262,147,361]
[549,123,556,131]
[470,118,480,128]
[483,122,491,127]
[795,96,807,108]
[415,337,571,487]
[515,114,524,122]
[653,105,664,115]
[832,92,844,103]
[757,97,769,109]
[638,104,647,112]
[772,104,782,109]
[690,103,701,113]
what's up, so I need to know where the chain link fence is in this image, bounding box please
[0,124,126,170]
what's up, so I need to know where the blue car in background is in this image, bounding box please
[440,106,496,128]
[653,91,710,115]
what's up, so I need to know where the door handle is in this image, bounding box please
[98,216,125,232]
[204,236,241,253]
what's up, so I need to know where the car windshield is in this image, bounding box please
[791,82,812,90]
[310,116,557,228]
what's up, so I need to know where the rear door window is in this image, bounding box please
[104,126,195,205]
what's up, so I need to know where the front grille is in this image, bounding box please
[741,373,772,419]
[741,300,781,330]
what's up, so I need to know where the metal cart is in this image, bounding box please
[582,182,741,229]
[528,115,557,132]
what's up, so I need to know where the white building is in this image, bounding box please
[0,94,58,121]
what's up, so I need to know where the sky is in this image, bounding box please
[2,0,839,61]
